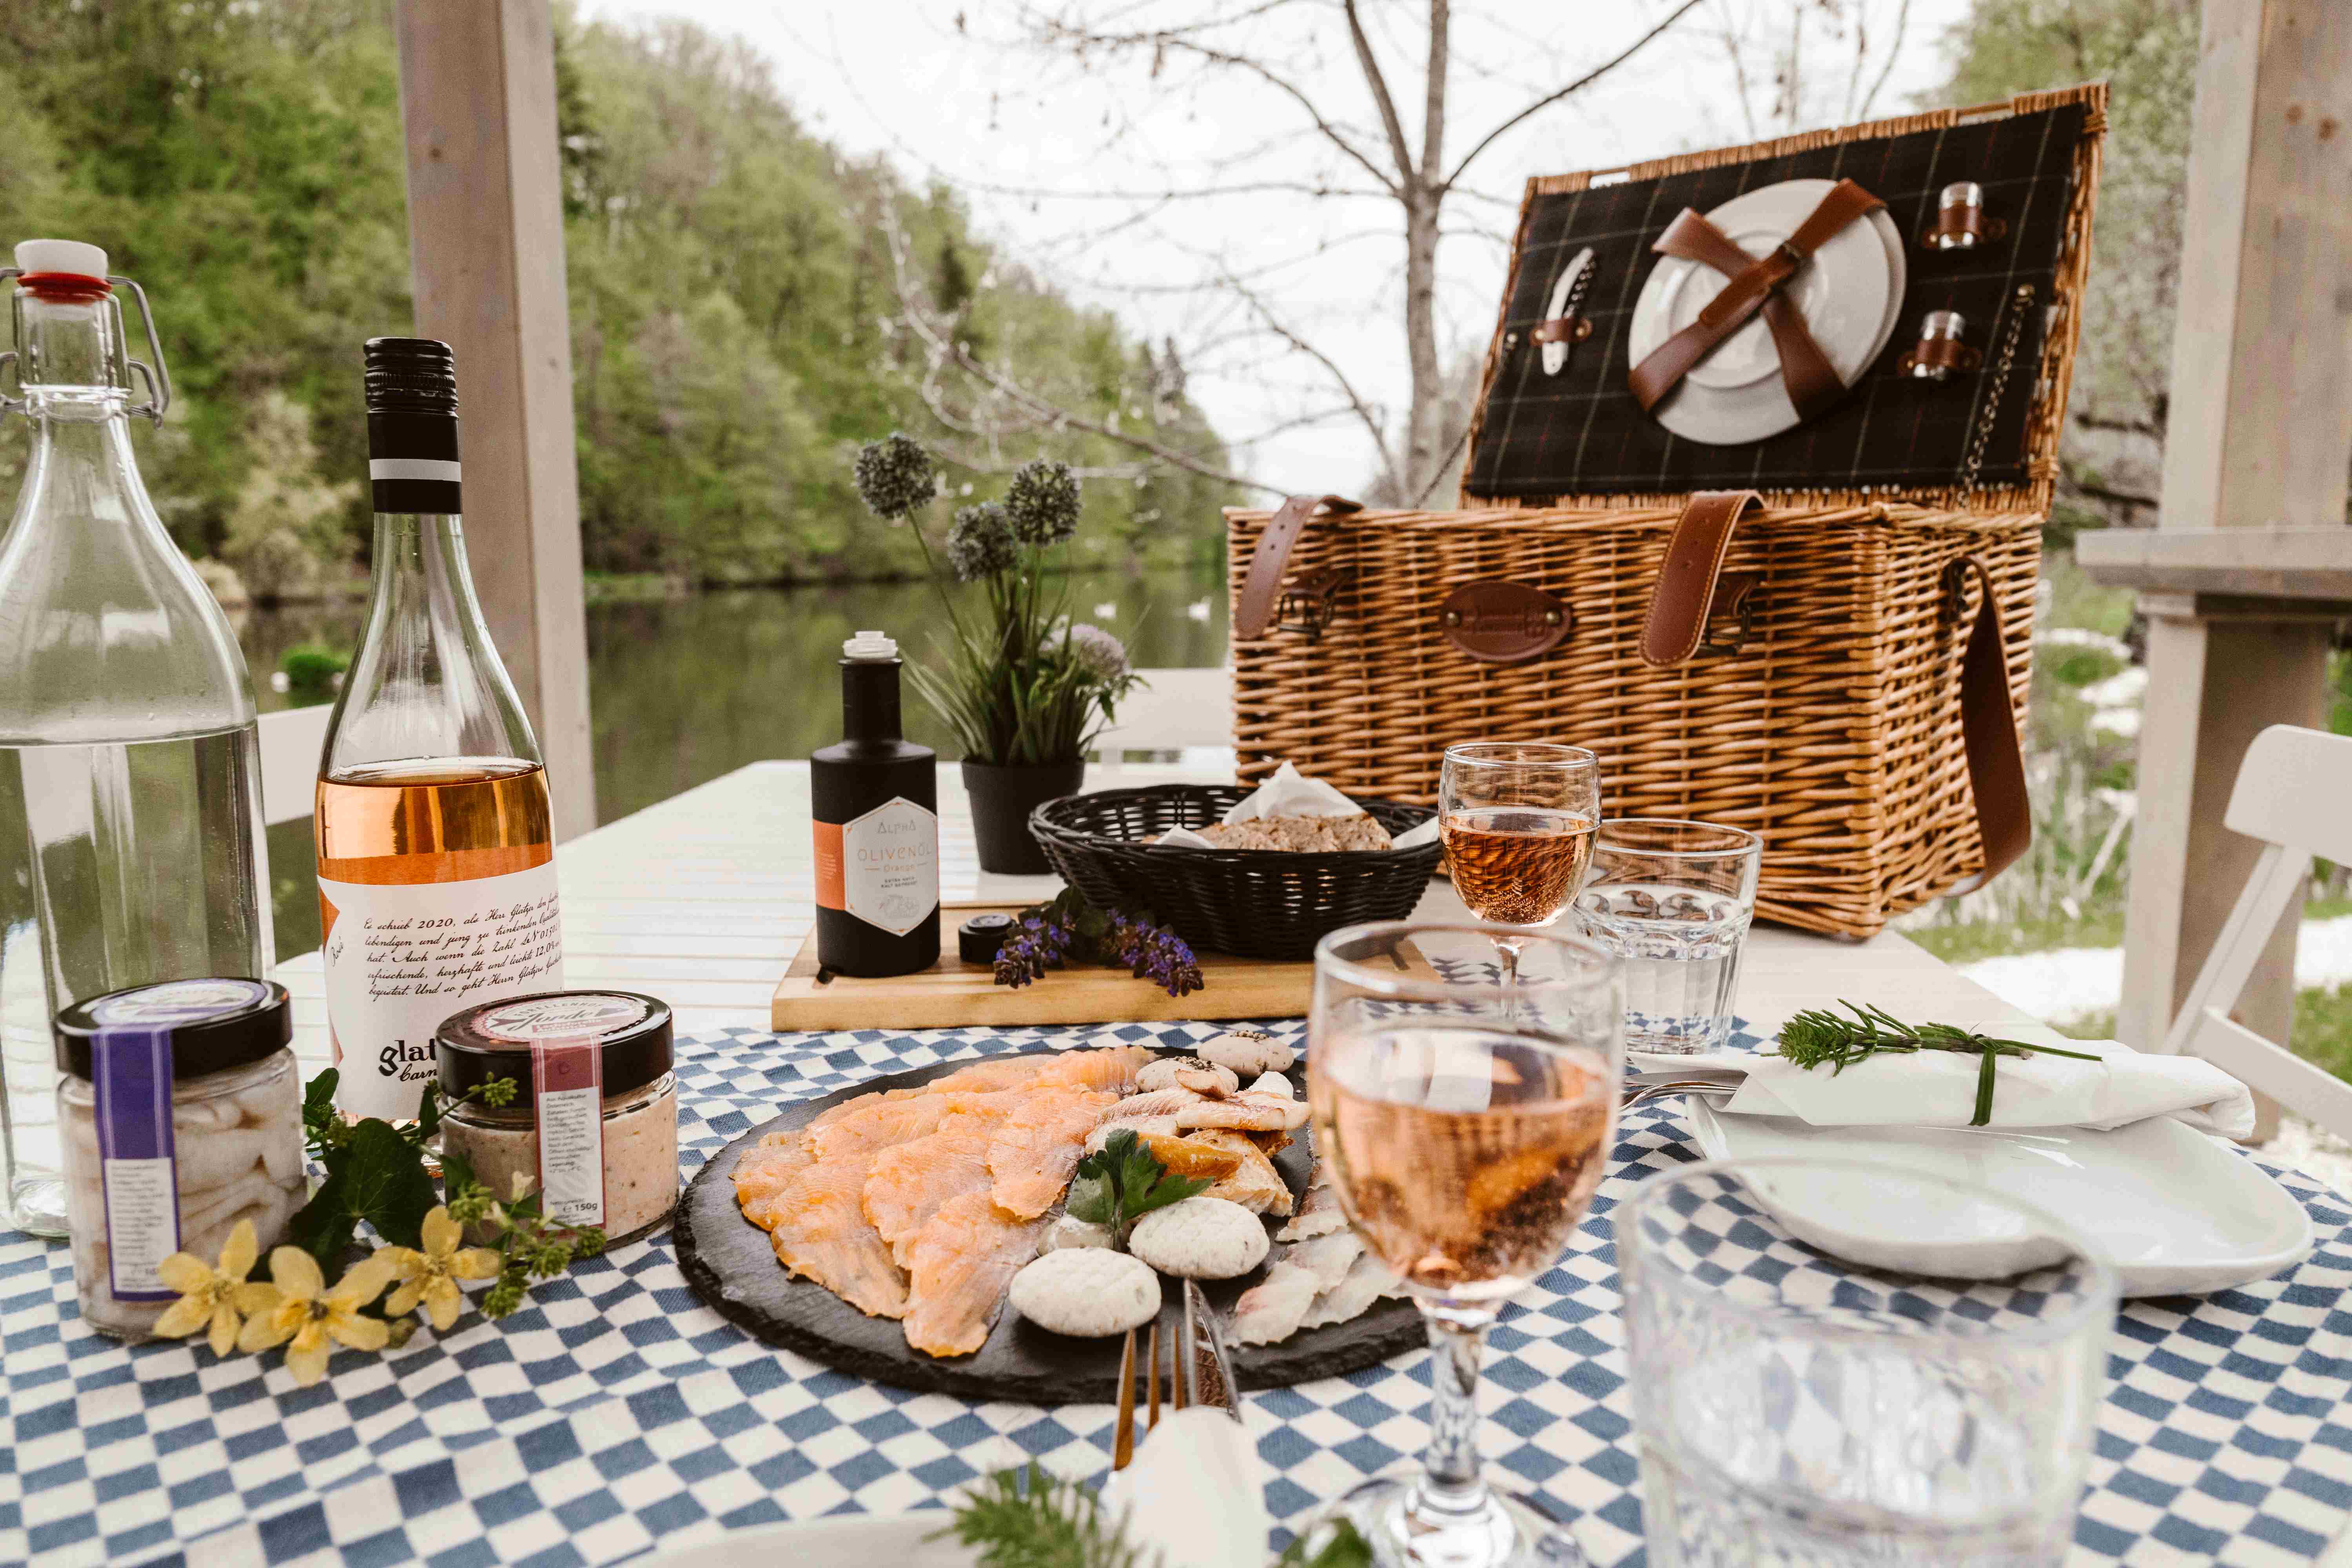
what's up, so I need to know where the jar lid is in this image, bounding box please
[54,978,291,1080]
[436,990,673,1099]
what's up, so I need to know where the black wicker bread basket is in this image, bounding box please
[1029,785,1440,960]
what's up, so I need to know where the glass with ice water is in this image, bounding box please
[1571,818,1758,1054]
[1620,1159,2114,1568]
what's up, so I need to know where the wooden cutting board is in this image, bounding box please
[770,902,1313,1030]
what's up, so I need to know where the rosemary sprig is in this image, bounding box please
[938,1464,1151,1568]
[937,1463,1374,1568]
[1777,1001,2103,1127]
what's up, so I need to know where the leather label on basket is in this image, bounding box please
[1437,581,1571,664]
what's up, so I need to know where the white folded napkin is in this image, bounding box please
[1713,1026,2256,1140]
[1096,1406,1270,1568]
[1158,762,1441,849]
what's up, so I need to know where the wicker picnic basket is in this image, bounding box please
[1225,85,2106,939]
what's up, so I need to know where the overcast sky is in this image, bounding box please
[578,0,1975,495]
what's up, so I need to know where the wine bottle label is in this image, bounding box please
[319,860,564,1120]
[530,1032,604,1229]
[88,1023,180,1301]
[813,797,939,936]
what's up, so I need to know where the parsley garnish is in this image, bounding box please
[1065,1129,1210,1245]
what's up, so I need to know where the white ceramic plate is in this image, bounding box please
[1628,178,1907,445]
[1686,1100,2314,1297]
[640,1514,975,1568]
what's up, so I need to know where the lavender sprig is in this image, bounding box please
[994,908,1078,989]
[1107,913,1204,998]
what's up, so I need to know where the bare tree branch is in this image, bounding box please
[1218,265,1402,485]
[1340,0,1419,184]
[880,206,1283,496]
[1422,0,1450,188]
[1440,0,1708,191]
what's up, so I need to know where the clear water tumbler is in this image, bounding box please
[1571,818,1758,1053]
[1620,1158,2115,1568]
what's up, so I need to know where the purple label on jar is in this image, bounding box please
[91,1024,180,1301]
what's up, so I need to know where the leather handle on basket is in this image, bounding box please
[1640,490,1763,666]
[1640,497,2030,890]
[1945,554,2032,891]
[1235,494,1363,639]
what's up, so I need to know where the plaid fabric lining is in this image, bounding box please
[1466,103,2087,501]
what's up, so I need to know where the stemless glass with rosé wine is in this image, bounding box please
[1439,743,1601,987]
[1308,921,1624,1568]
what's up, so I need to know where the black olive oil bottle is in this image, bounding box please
[811,631,940,976]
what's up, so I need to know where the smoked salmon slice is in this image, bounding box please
[901,1189,1049,1357]
[986,1087,1118,1218]
[762,1096,955,1318]
[865,1098,1017,1267]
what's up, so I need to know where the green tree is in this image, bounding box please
[1938,0,2199,531]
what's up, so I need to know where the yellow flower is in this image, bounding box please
[152,1219,261,1357]
[235,1247,401,1386]
[384,1206,503,1330]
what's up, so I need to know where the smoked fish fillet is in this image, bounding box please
[986,1087,1118,1218]
[760,1096,954,1318]
[866,1099,1017,1267]
[901,1190,1050,1357]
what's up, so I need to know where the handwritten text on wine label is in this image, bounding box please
[319,862,565,1120]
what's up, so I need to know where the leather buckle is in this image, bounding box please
[1278,565,1350,643]
[1696,572,1762,657]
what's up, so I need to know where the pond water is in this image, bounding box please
[243,565,1230,954]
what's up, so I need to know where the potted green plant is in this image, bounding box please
[851,434,1140,873]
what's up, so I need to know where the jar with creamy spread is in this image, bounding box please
[434,991,677,1244]
[55,978,305,1341]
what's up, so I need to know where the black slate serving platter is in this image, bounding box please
[675,1048,1425,1403]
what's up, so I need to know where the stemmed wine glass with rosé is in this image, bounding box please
[1308,921,1625,1567]
[1439,743,1601,989]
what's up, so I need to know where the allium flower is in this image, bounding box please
[382,1206,504,1331]
[153,1218,261,1357]
[852,432,938,521]
[1060,622,1129,682]
[236,1246,402,1386]
[946,501,1017,581]
[1003,459,1082,546]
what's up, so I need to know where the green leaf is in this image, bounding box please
[1277,1519,1376,1568]
[281,1161,360,1274]
[338,1118,440,1249]
[1065,1166,1113,1227]
[439,1148,478,1204]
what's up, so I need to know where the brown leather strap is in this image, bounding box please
[1628,178,1884,421]
[1234,494,1362,639]
[1643,502,2030,888]
[1640,491,1763,666]
[1530,316,1584,344]
[1945,555,2032,890]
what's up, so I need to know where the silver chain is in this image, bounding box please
[1959,282,2036,497]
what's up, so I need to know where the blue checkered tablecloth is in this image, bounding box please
[5,1021,2352,1567]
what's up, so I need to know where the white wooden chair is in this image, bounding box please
[256,704,334,825]
[2157,725,2352,1134]
[1087,667,1235,774]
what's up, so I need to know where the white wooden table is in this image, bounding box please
[274,759,2056,1067]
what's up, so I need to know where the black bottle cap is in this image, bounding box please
[54,978,292,1081]
[959,912,1015,965]
[436,990,674,1102]
[364,336,459,416]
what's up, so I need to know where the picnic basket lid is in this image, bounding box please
[1461,83,2106,516]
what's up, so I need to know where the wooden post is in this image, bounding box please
[2115,0,2352,1064]
[390,0,597,840]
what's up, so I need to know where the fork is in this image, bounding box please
[1619,1076,1739,1113]
[1113,1283,1241,1470]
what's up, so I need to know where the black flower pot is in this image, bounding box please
[963,759,1087,875]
